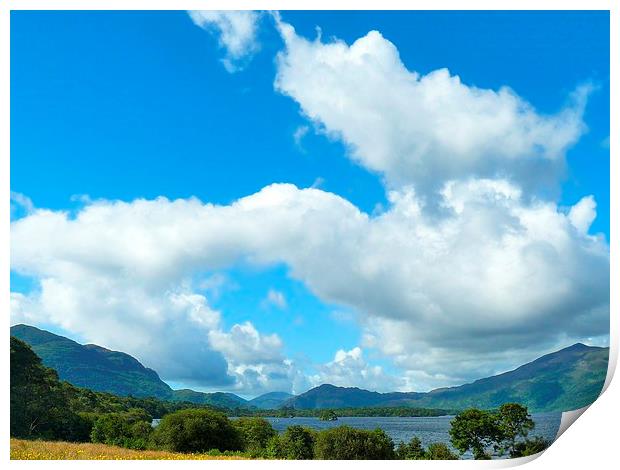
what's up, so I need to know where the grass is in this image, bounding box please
[10,439,249,460]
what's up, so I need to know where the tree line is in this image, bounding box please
[246,405,455,418]
[10,336,550,459]
[81,407,549,459]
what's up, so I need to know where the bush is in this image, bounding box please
[396,436,425,460]
[232,417,276,456]
[426,443,459,460]
[90,410,153,449]
[314,426,394,460]
[510,436,551,458]
[150,409,241,453]
[267,425,315,459]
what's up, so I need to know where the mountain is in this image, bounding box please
[10,324,247,407]
[10,324,173,399]
[12,324,609,413]
[171,389,247,409]
[285,344,609,412]
[248,392,294,409]
[284,384,422,409]
[412,343,609,412]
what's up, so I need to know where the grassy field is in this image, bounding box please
[10,439,249,460]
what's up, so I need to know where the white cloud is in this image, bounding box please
[309,347,404,392]
[293,125,309,150]
[568,195,597,235]
[188,10,261,72]
[10,181,608,390]
[274,19,589,200]
[310,177,325,189]
[9,202,295,394]
[208,322,309,395]
[10,191,34,216]
[198,272,236,300]
[263,288,287,309]
[209,321,283,364]
[11,282,235,387]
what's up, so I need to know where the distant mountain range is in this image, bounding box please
[284,343,609,412]
[248,391,294,409]
[11,324,609,413]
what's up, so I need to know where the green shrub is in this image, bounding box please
[314,426,394,460]
[510,436,551,458]
[267,425,315,459]
[150,409,242,453]
[90,410,153,449]
[232,417,276,456]
[396,436,425,460]
[426,443,459,460]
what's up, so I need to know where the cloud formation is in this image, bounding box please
[264,289,288,309]
[309,347,405,392]
[188,10,261,72]
[274,19,590,200]
[10,180,608,390]
[9,15,608,394]
[568,195,597,235]
[10,191,34,217]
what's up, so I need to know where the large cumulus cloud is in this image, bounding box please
[11,180,608,390]
[274,18,589,200]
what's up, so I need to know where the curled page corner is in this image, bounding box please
[555,405,590,440]
[554,338,618,442]
[601,338,618,394]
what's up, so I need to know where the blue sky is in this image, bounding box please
[11,11,609,397]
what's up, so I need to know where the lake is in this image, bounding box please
[153,413,562,460]
[263,413,562,459]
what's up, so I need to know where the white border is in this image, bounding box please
[1,1,616,469]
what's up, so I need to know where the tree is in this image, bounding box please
[150,409,242,453]
[314,426,395,460]
[232,417,276,455]
[497,403,534,456]
[318,410,338,421]
[267,425,315,459]
[449,408,504,459]
[10,337,91,442]
[425,443,459,460]
[396,436,425,460]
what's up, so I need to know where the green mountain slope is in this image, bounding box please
[286,344,609,412]
[411,343,609,412]
[13,324,608,413]
[248,391,294,409]
[11,324,173,399]
[285,384,421,409]
[170,389,247,408]
[11,324,247,407]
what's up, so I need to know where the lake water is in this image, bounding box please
[153,413,562,460]
[264,413,562,459]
